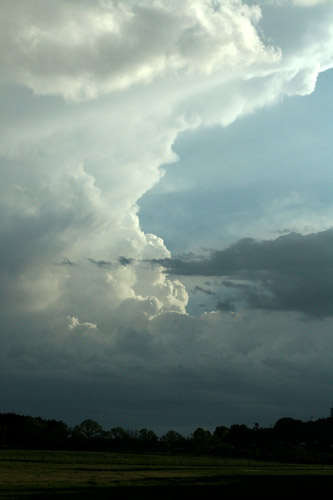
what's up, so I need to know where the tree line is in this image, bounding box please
[1,412,333,463]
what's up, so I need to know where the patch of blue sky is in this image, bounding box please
[139,69,333,254]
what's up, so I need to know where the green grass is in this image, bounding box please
[1,450,333,499]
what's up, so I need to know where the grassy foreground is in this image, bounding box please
[1,450,333,499]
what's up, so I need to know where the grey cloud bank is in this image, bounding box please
[2,306,333,433]
[150,229,333,316]
[152,230,333,274]
[1,0,333,431]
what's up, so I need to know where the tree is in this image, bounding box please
[273,418,303,444]
[138,428,158,451]
[72,419,105,441]
[227,424,253,446]
[110,426,130,450]
[191,427,212,454]
[24,417,49,448]
[213,425,229,442]
[160,430,186,453]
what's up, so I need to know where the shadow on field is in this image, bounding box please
[2,476,332,500]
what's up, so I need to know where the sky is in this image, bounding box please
[1,0,333,436]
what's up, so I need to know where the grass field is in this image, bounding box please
[1,450,333,499]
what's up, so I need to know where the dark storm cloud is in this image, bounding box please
[152,229,333,316]
[2,307,333,433]
[154,229,333,274]
[87,258,112,269]
[87,257,134,268]
[118,256,134,267]
[216,299,236,313]
[55,258,75,266]
[192,285,216,296]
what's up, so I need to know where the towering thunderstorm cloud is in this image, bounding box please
[1,0,333,430]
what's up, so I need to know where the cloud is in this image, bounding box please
[0,0,278,101]
[216,299,236,313]
[292,0,328,6]
[118,256,134,267]
[68,316,97,331]
[1,0,333,429]
[88,258,112,269]
[2,307,333,430]
[193,285,216,296]
[55,258,76,266]
[153,229,333,317]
